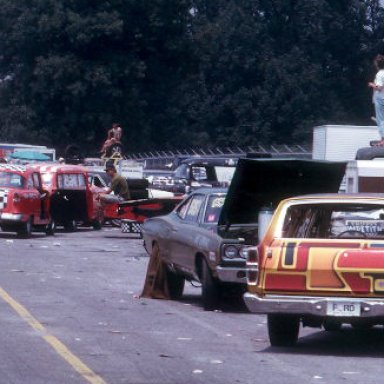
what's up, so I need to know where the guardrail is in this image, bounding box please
[126,144,312,169]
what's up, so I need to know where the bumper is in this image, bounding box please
[0,213,26,223]
[244,292,384,318]
[216,266,247,284]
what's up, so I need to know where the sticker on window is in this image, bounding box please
[345,220,384,233]
[210,197,225,209]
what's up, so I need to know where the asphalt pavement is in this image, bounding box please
[0,227,383,384]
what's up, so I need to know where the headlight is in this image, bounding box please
[223,245,239,259]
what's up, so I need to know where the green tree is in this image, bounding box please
[0,0,193,152]
[1,0,384,152]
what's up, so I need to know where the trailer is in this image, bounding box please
[0,143,56,161]
[312,125,380,161]
[345,160,384,193]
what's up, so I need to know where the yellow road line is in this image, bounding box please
[0,286,106,384]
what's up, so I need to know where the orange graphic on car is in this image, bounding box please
[262,240,384,296]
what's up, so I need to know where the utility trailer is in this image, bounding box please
[312,125,380,161]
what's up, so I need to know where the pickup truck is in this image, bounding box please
[244,193,384,346]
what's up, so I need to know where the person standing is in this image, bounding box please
[368,54,384,146]
[99,163,131,203]
[109,123,122,142]
[100,130,116,156]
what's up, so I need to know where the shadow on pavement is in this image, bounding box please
[264,326,384,357]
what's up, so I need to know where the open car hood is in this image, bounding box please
[218,159,346,226]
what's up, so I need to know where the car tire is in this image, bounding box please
[323,318,342,332]
[267,314,300,347]
[92,219,103,230]
[201,259,220,311]
[45,220,56,236]
[18,217,32,238]
[166,266,185,300]
[64,220,77,232]
[110,219,121,227]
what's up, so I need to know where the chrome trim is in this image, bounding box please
[0,213,24,221]
[244,292,384,317]
[216,266,247,283]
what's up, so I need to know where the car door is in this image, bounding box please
[32,172,49,224]
[169,193,206,273]
[26,173,41,223]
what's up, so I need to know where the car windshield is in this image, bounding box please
[57,173,86,189]
[41,173,53,186]
[204,194,226,223]
[0,172,24,188]
[282,202,384,239]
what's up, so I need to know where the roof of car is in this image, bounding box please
[180,157,237,167]
[0,164,27,173]
[191,187,227,195]
[33,163,88,173]
[283,193,384,202]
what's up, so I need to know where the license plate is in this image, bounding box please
[326,302,361,317]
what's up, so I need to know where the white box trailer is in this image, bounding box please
[345,160,384,193]
[312,125,380,161]
[0,143,56,161]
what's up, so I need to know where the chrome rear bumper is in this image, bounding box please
[243,292,384,318]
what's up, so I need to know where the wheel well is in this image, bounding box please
[195,253,205,280]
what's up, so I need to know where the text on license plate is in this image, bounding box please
[326,302,361,317]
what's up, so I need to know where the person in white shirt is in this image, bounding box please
[369,54,384,146]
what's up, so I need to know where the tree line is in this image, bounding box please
[0,0,383,155]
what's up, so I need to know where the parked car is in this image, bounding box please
[36,164,104,230]
[142,159,347,310]
[0,164,53,237]
[244,193,384,346]
[150,157,238,195]
[143,187,252,310]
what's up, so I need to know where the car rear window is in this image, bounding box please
[41,173,53,186]
[0,172,24,188]
[204,195,226,223]
[57,174,86,189]
[282,203,384,239]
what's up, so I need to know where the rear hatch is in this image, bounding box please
[218,159,346,242]
[264,238,384,297]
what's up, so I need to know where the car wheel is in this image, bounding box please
[166,266,185,300]
[201,259,220,311]
[92,219,103,230]
[18,216,32,238]
[267,314,300,347]
[64,220,77,232]
[110,219,121,227]
[45,220,56,236]
[323,318,342,332]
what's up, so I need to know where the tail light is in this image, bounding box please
[247,247,259,264]
[246,246,259,285]
[13,193,21,203]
